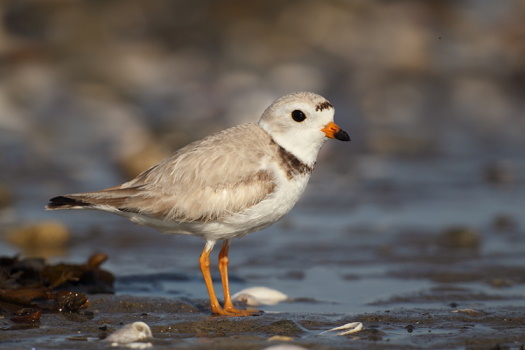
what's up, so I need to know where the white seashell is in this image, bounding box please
[105,321,153,344]
[116,343,153,349]
[319,322,363,336]
[451,308,483,316]
[232,287,289,306]
[262,345,308,350]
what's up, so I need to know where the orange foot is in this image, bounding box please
[211,304,262,317]
[224,306,262,316]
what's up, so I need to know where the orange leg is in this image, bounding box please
[218,240,260,316]
[199,241,225,315]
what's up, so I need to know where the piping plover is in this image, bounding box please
[46,91,350,316]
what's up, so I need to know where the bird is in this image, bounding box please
[46,91,350,316]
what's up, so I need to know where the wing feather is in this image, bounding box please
[51,123,278,223]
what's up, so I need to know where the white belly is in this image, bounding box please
[206,173,311,240]
[127,173,311,242]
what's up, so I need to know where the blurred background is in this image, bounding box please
[0,0,524,306]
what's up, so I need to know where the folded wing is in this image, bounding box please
[47,123,277,223]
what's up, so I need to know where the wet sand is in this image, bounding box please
[2,293,525,349]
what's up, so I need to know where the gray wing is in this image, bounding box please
[47,123,277,223]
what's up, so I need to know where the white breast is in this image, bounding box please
[197,166,311,241]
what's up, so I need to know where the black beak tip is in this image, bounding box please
[335,129,351,142]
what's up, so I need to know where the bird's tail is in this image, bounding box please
[46,195,92,210]
[45,186,140,211]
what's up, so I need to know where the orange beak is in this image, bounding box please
[322,122,350,141]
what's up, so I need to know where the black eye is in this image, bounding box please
[291,110,306,122]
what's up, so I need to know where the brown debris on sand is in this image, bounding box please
[0,253,114,324]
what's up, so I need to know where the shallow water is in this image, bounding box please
[5,155,524,316]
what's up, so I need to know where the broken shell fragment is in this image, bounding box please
[263,345,308,350]
[104,322,152,345]
[319,322,363,336]
[451,308,485,316]
[232,286,288,306]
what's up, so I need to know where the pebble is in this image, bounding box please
[492,214,518,231]
[488,278,513,288]
[0,184,12,209]
[6,221,70,251]
[268,335,294,342]
[484,160,516,185]
[438,226,481,249]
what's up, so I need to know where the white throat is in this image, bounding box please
[259,120,326,167]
